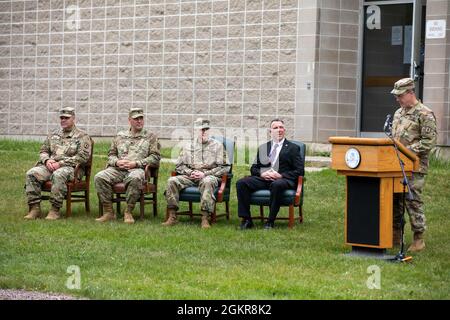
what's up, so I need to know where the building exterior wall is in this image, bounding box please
[423,0,450,146]
[295,0,360,143]
[0,0,448,147]
[0,0,299,141]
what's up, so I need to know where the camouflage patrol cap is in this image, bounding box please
[194,118,210,130]
[129,107,144,119]
[391,78,415,95]
[59,107,75,117]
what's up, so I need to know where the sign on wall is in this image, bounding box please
[426,20,446,39]
[391,26,403,45]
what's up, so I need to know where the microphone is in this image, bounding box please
[383,114,392,133]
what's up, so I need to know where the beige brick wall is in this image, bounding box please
[0,0,448,146]
[294,0,360,143]
[0,0,299,141]
[423,0,450,146]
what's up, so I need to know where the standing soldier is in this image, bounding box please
[391,78,437,252]
[95,107,160,224]
[163,118,230,228]
[24,107,92,220]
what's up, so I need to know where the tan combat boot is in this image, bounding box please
[408,232,425,252]
[124,204,135,224]
[392,227,402,247]
[161,208,178,226]
[45,206,61,220]
[201,211,211,229]
[24,204,42,220]
[95,203,116,222]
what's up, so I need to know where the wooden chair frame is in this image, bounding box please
[168,172,232,223]
[167,136,234,224]
[41,139,94,217]
[98,164,159,219]
[252,176,304,229]
[249,140,305,229]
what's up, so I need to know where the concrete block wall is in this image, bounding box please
[0,0,447,146]
[0,0,299,141]
[295,0,360,143]
[423,0,450,146]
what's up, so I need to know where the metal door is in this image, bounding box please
[360,0,425,136]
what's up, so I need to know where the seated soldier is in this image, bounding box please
[24,107,92,220]
[95,107,160,224]
[163,118,230,228]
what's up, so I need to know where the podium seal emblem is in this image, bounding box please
[345,148,361,169]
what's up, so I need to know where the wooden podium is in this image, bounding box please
[329,137,418,254]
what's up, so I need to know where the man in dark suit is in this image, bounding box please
[236,119,304,229]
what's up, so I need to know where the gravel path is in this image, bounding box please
[0,289,82,300]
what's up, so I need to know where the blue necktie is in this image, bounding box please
[269,143,279,163]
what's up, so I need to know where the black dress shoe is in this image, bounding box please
[240,220,254,230]
[264,221,275,229]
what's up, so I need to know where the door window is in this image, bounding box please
[361,3,413,132]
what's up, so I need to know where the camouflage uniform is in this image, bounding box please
[25,126,92,209]
[392,100,437,233]
[165,138,230,214]
[94,128,160,206]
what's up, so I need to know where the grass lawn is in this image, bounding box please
[0,139,449,299]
